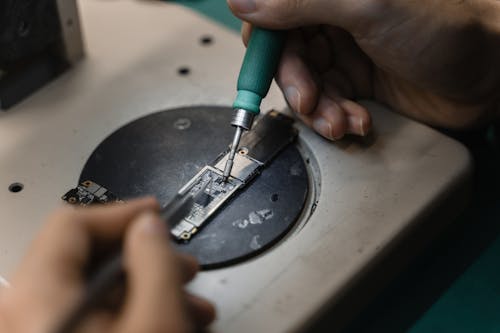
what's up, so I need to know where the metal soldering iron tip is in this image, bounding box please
[223,126,244,182]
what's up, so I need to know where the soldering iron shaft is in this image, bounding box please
[223,126,243,181]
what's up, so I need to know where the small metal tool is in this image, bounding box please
[222,28,286,181]
[54,190,199,333]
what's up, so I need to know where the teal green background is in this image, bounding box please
[174,1,500,332]
[174,0,241,31]
[410,237,500,333]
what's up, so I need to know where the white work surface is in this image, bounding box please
[0,1,471,332]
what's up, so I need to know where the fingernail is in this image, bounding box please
[347,116,363,136]
[137,211,165,235]
[284,86,301,114]
[313,117,334,140]
[360,118,366,136]
[228,0,257,13]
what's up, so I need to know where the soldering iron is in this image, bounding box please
[223,28,286,181]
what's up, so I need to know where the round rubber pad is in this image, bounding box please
[80,106,309,269]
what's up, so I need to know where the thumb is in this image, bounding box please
[118,212,190,333]
[227,0,364,31]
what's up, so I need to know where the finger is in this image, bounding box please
[77,197,160,240]
[185,293,217,327]
[74,312,113,333]
[227,0,364,31]
[176,253,199,283]
[118,212,190,333]
[241,22,252,46]
[276,31,320,115]
[339,99,372,136]
[299,95,348,140]
[17,198,159,278]
[324,83,372,136]
[335,98,372,136]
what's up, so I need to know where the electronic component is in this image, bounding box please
[62,180,120,205]
[171,111,298,241]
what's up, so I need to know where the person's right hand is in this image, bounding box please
[0,198,216,333]
[229,0,500,140]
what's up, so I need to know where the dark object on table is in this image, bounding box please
[0,0,83,110]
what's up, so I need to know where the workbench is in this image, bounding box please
[0,1,487,332]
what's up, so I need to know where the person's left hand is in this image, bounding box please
[0,198,216,333]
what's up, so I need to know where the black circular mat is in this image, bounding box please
[80,106,309,269]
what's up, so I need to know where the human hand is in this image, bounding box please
[228,0,500,140]
[0,198,215,333]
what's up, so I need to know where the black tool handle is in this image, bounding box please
[55,255,124,333]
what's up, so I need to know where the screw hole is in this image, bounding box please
[271,193,279,202]
[306,158,310,164]
[178,67,190,76]
[238,147,249,155]
[9,183,24,193]
[200,35,214,46]
[66,18,73,27]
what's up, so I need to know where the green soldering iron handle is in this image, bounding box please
[232,28,286,116]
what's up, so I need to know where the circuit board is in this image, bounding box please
[171,166,243,240]
[62,180,120,205]
[170,111,297,241]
